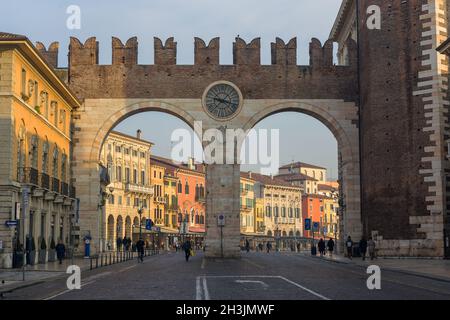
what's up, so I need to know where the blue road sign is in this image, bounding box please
[313,222,320,232]
[304,219,311,231]
[146,219,153,230]
[5,220,18,227]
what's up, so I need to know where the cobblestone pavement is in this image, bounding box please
[2,251,450,300]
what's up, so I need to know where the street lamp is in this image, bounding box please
[138,202,144,241]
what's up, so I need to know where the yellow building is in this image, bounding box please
[240,174,255,235]
[318,183,340,239]
[150,162,166,227]
[0,33,81,268]
[99,130,154,251]
[279,162,327,185]
[255,198,265,235]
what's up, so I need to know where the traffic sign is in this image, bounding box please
[304,218,311,231]
[146,219,153,230]
[218,214,225,226]
[5,220,18,227]
[313,222,320,232]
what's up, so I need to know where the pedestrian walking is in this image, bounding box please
[55,240,66,265]
[259,243,263,252]
[318,238,326,257]
[182,240,192,262]
[245,239,250,253]
[266,241,272,253]
[359,237,368,261]
[117,237,122,252]
[136,238,145,263]
[327,238,335,257]
[368,237,376,260]
[346,236,353,259]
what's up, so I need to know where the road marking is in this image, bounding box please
[202,277,210,300]
[196,277,202,300]
[119,265,137,273]
[243,258,263,269]
[201,258,206,270]
[43,280,96,300]
[278,276,330,300]
[235,280,269,289]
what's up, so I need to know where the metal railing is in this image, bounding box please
[51,177,60,193]
[40,172,50,189]
[61,182,69,196]
[89,249,159,270]
[17,167,39,185]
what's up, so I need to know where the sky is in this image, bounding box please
[1,0,342,179]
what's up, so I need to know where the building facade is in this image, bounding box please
[100,130,154,251]
[0,33,80,268]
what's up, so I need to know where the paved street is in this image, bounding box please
[2,251,450,300]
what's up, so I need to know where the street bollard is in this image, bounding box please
[90,257,93,270]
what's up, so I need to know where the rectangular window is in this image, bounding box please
[141,171,145,185]
[21,68,26,96]
[127,197,131,206]
[116,166,122,181]
[118,196,122,205]
[115,146,121,153]
[140,152,145,158]
[133,169,137,184]
[125,168,130,183]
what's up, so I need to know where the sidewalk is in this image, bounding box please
[303,252,450,282]
[0,257,91,295]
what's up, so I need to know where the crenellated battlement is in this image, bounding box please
[63,36,357,101]
[63,36,357,68]
[35,41,59,68]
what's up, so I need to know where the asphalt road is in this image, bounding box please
[3,251,450,300]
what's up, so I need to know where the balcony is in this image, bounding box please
[61,182,69,196]
[125,183,154,195]
[17,167,39,185]
[51,177,60,193]
[40,172,50,189]
[153,196,167,204]
[165,203,178,211]
[69,185,76,199]
[195,195,206,203]
[240,205,253,212]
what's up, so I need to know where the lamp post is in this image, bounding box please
[138,205,144,241]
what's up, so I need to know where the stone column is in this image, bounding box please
[204,164,241,258]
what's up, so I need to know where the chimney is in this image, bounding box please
[248,171,252,179]
[188,157,195,170]
[137,129,142,139]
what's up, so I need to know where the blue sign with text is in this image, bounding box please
[304,219,311,231]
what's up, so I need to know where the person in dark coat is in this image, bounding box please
[55,240,66,265]
[123,236,128,252]
[359,237,368,261]
[327,238,335,257]
[245,240,250,253]
[266,242,272,253]
[318,239,326,256]
[117,237,122,252]
[182,240,192,262]
[136,239,145,263]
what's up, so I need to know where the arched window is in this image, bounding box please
[30,134,38,169]
[61,153,67,182]
[195,212,199,224]
[185,181,189,194]
[266,206,272,217]
[42,140,49,173]
[52,146,59,178]
[178,181,182,193]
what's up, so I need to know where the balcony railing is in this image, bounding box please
[195,195,206,203]
[52,177,60,193]
[40,172,50,189]
[240,205,253,211]
[125,183,154,194]
[164,203,178,211]
[17,167,39,185]
[70,185,76,199]
[153,196,167,204]
[61,182,69,196]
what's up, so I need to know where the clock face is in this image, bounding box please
[204,83,241,120]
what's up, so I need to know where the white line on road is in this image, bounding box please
[43,280,96,300]
[202,277,210,300]
[119,265,137,273]
[196,277,202,300]
[235,280,269,289]
[278,276,330,300]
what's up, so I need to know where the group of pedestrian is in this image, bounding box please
[345,236,377,260]
[317,238,335,257]
[116,236,132,252]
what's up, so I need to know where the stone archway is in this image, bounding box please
[242,100,361,250]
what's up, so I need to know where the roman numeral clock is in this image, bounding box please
[202,81,243,121]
